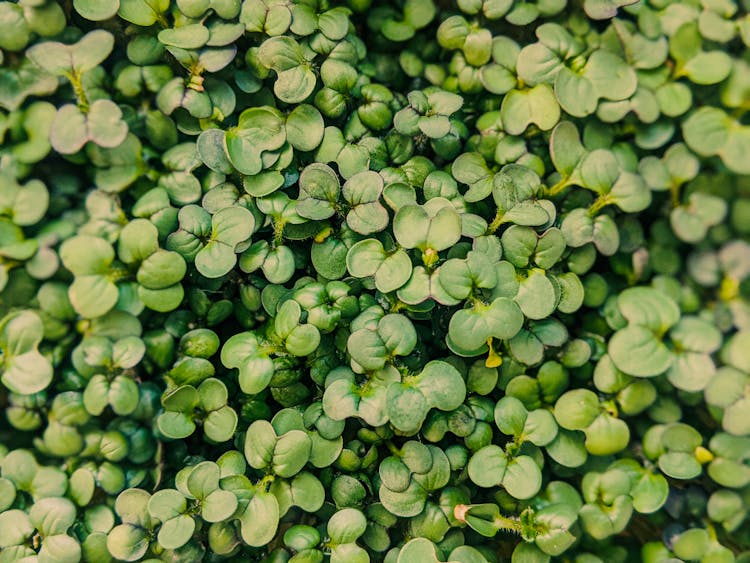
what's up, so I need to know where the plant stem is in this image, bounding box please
[670,181,681,208]
[68,70,89,113]
[588,195,611,216]
[487,209,505,234]
[495,514,523,534]
[273,219,286,247]
[546,176,571,197]
[385,440,401,456]
[731,105,749,120]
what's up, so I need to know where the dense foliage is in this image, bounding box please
[0,0,749,561]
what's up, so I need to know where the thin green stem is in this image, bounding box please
[389,300,405,313]
[670,181,681,208]
[587,195,611,216]
[454,504,524,535]
[494,514,523,534]
[422,248,439,269]
[385,440,401,457]
[546,176,571,197]
[487,209,504,234]
[731,105,749,120]
[273,219,286,247]
[68,70,89,113]
[257,474,275,491]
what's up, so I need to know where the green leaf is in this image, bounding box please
[74,0,120,22]
[244,420,277,470]
[492,164,544,217]
[583,0,636,19]
[69,275,120,319]
[86,100,128,148]
[500,85,560,135]
[393,199,461,252]
[158,411,196,439]
[195,242,235,279]
[197,129,234,174]
[272,430,311,477]
[448,298,524,351]
[670,193,727,243]
[583,414,630,455]
[580,150,619,194]
[583,50,637,101]
[561,209,619,255]
[617,287,680,333]
[610,172,651,213]
[49,105,88,155]
[213,206,255,246]
[550,121,585,177]
[397,538,442,562]
[554,389,600,430]
[494,396,529,437]
[286,104,325,152]
[452,152,493,202]
[275,66,317,104]
[27,30,114,75]
[262,245,296,284]
[0,509,33,547]
[148,489,187,522]
[609,326,673,377]
[342,171,388,235]
[106,524,150,561]
[658,452,702,480]
[285,324,321,357]
[346,239,412,293]
[0,311,53,395]
[119,0,170,26]
[626,469,669,514]
[221,332,274,395]
[672,529,710,561]
[51,99,128,154]
[61,235,115,276]
[666,352,716,393]
[378,314,418,356]
[524,410,559,446]
[114,489,152,527]
[415,360,466,411]
[682,106,731,157]
[158,25,210,49]
[224,106,286,175]
[38,534,82,563]
[515,270,557,320]
[110,375,140,415]
[681,51,732,85]
[258,36,304,71]
[546,429,588,468]
[298,163,340,220]
[29,497,77,536]
[202,489,237,522]
[239,492,279,547]
[554,67,597,118]
[504,455,542,499]
[204,406,238,442]
[387,384,429,433]
[534,504,578,556]
[468,445,507,488]
[137,250,186,289]
[721,127,750,174]
[327,508,367,544]
[379,479,428,517]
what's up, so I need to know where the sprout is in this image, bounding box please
[0,0,748,561]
